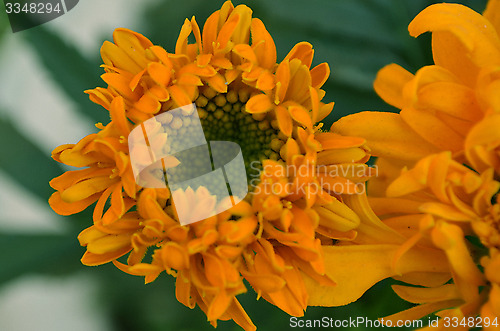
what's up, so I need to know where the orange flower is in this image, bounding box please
[49,1,375,329]
[369,152,500,328]
[328,1,500,328]
[332,0,500,196]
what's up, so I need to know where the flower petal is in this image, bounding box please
[400,107,464,152]
[484,0,500,36]
[392,284,460,304]
[251,18,276,69]
[374,64,413,109]
[305,244,449,306]
[275,105,293,137]
[245,94,273,113]
[409,3,500,83]
[332,112,440,161]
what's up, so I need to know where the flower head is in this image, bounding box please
[329,0,500,327]
[49,1,373,329]
[332,0,500,196]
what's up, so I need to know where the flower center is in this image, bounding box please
[154,86,282,199]
[195,86,281,181]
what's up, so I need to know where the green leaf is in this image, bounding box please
[0,116,62,201]
[23,25,109,124]
[0,233,83,285]
[0,10,9,39]
[258,0,402,49]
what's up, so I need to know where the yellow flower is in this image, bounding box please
[49,1,374,329]
[332,0,500,196]
[369,152,500,328]
[327,1,500,328]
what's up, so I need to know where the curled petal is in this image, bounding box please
[409,3,500,83]
[374,64,413,109]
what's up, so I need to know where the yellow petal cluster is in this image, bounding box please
[330,0,500,327]
[48,1,376,329]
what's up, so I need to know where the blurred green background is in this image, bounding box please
[0,0,487,330]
